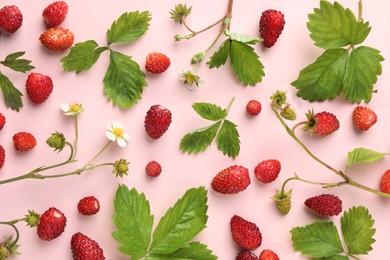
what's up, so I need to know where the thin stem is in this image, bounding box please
[183,17,225,36]
[0,222,20,246]
[73,115,79,159]
[225,96,235,113]
[358,0,363,22]
[83,141,112,168]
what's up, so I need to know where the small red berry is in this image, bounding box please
[42,1,68,28]
[144,105,172,140]
[259,249,280,260]
[211,165,250,194]
[380,169,390,194]
[0,5,23,33]
[145,52,171,74]
[13,132,36,152]
[39,27,74,51]
[0,145,5,170]
[236,251,259,260]
[145,161,162,177]
[254,159,281,183]
[230,215,262,251]
[77,196,100,216]
[259,9,285,48]
[71,232,105,260]
[303,110,340,136]
[304,194,342,217]
[353,106,377,131]
[37,207,67,241]
[246,100,262,116]
[26,73,54,104]
[0,113,6,130]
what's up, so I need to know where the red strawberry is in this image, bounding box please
[145,160,162,177]
[0,5,23,33]
[254,159,281,183]
[230,215,262,251]
[71,232,105,260]
[236,251,259,260]
[25,72,54,104]
[39,27,74,51]
[144,105,172,139]
[211,165,250,194]
[353,106,377,131]
[0,113,6,130]
[259,9,285,48]
[303,110,340,136]
[77,196,100,216]
[304,194,342,217]
[145,52,171,74]
[42,1,68,28]
[13,132,36,152]
[246,100,262,116]
[380,169,390,194]
[259,249,280,260]
[37,207,67,241]
[0,145,5,170]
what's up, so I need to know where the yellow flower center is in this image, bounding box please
[113,127,124,138]
[70,104,82,113]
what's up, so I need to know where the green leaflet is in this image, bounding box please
[0,73,23,112]
[107,11,151,44]
[103,50,147,109]
[208,39,230,69]
[347,148,387,167]
[0,51,35,73]
[224,31,261,44]
[146,242,216,260]
[192,102,227,121]
[319,256,349,260]
[180,123,221,154]
[61,40,108,73]
[112,185,154,260]
[216,120,240,159]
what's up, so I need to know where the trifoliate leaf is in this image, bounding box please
[341,206,375,255]
[0,52,34,72]
[107,11,151,44]
[0,73,23,112]
[192,102,227,121]
[292,48,348,101]
[216,120,240,159]
[61,40,108,73]
[229,40,264,86]
[342,46,383,103]
[224,31,261,44]
[103,50,147,109]
[208,40,230,69]
[179,122,221,155]
[146,242,217,260]
[308,1,371,49]
[290,221,344,258]
[112,185,154,260]
[347,148,387,167]
[319,256,349,260]
[150,187,208,255]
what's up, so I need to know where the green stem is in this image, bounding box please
[358,0,363,22]
[83,140,112,168]
[225,96,235,114]
[73,115,79,159]
[0,222,20,246]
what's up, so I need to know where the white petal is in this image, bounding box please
[106,131,116,141]
[112,121,123,129]
[117,138,127,148]
[60,104,70,112]
[123,132,130,141]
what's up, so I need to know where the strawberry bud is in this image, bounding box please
[272,189,292,215]
[24,210,40,227]
[113,159,130,178]
[46,132,66,152]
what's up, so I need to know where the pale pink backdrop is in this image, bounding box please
[1,0,390,259]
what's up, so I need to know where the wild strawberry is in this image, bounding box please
[259,249,280,260]
[0,113,5,130]
[13,132,36,152]
[246,100,262,116]
[145,160,162,177]
[211,165,250,194]
[42,1,68,28]
[145,52,171,74]
[380,169,390,194]
[144,105,172,139]
[37,207,67,241]
[272,189,292,215]
[254,159,281,183]
[304,194,342,217]
[77,196,100,216]
[0,5,23,33]
[352,106,377,131]
[259,9,285,48]
[39,27,74,51]
[0,145,5,170]
[236,251,259,260]
[71,232,105,260]
[25,72,54,104]
[230,215,262,251]
[303,109,340,136]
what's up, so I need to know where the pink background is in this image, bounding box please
[1,0,390,259]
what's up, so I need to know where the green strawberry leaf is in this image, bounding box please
[146,242,217,260]
[342,46,383,103]
[112,185,154,260]
[0,51,35,72]
[290,221,344,258]
[208,39,230,69]
[307,1,371,49]
[103,50,147,109]
[179,122,221,155]
[320,256,349,260]
[192,102,227,121]
[61,40,108,73]
[292,48,348,102]
[0,73,23,112]
[347,148,388,167]
[229,40,264,86]
[341,206,375,255]
[150,187,208,255]
[224,31,261,44]
[216,120,240,159]
[107,11,151,44]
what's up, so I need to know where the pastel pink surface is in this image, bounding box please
[1,0,390,259]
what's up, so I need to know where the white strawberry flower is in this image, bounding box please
[60,103,84,116]
[106,121,130,148]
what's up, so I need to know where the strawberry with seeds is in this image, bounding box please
[77,196,100,216]
[0,113,5,130]
[259,249,280,260]
[71,232,105,260]
[236,251,259,260]
[304,194,342,217]
[300,109,340,136]
[39,27,74,51]
[0,145,5,170]
[380,170,390,194]
[144,105,172,139]
[145,52,171,74]
[13,132,36,152]
[230,215,262,251]
[0,5,23,33]
[254,159,281,183]
[25,72,54,104]
[42,1,68,28]
[37,207,67,241]
[259,9,285,48]
[246,100,262,116]
[211,165,250,194]
[353,106,377,131]
[145,160,162,177]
